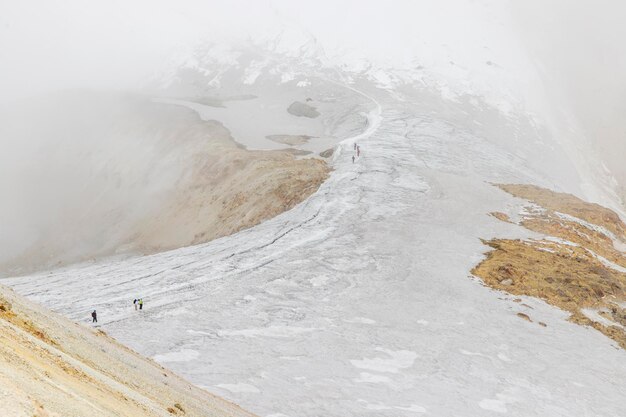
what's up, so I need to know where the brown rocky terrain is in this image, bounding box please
[128,122,329,253]
[0,284,257,417]
[473,184,626,349]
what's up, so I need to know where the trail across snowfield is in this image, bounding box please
[330,78,383,148]
[7,84,626,417]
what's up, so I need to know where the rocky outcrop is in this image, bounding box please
[287,101,320,118]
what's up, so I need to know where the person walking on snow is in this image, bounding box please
[357,146,360,157]
[91,310,97,323]
[133,299,138,310]
[354,142,357,150]
[139,299,144,310]
[352,155,355,163]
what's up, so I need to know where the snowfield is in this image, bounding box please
[7,80,626,417]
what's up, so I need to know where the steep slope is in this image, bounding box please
[0,284,256,417]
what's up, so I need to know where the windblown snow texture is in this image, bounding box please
[8,78,626,416]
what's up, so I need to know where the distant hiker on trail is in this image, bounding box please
[354,142,357,150]
[91,310,97,323]
[357,146,361,157]
[133,299,138,310]
[139,299,144,310]
[352,155,355,163]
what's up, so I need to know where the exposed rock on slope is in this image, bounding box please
[497,184,626,240]
[287,101,320,118]
[474,184,626,349]
[127,122,329,253]
[0,285,256,417]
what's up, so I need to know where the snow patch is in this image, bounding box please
[497,353,512,363]
[391,176,430,192]
[479,398,507,413]
[152,349,199,363]
[344,317,377,325]
[309,275,329,287]
[358,399,426,413]
[586,250,626,273]
[396,404,427,413]
[581,308,624,330]
[460,349,484,357]
[216,383,260,394]
[479,393,518,414]
[354,372,392,384]
[219,326,318,338]
[351,348,417,373]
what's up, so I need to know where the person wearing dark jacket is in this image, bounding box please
[91,310,97,323]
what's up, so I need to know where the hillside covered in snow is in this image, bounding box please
[2,1,626,416]
[0,284,256,417]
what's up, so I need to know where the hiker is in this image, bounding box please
[354,142,357,150]
[133,299,138,310]
[352,155,355,163]
[91,310,97,323]
[357,146,360,157]
[139,298,144,310]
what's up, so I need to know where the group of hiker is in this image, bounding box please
[89,144,367,325]
[91,298,144,324]
[351,142,361,163]
[133,298,144,310]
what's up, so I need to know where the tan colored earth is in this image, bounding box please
[474,184,626,349]
[0,285,257,417]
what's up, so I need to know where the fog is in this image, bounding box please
[2,0,626,273]
[512,1,626,198]
[3,1,626,101]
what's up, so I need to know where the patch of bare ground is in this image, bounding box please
[0,296,57,347]
[319,148,334,158]
[497,184,626,239]
[490,212,512,223]
[473,184,626,349]
[143,149,330,250]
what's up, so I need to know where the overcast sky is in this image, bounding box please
[2,0,626,153]
[0,0,516,101]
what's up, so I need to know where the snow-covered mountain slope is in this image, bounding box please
[0,284,256,417]
[4,2,626,415]
[7,78,626,416]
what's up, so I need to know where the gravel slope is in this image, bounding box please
[0,284,256,417]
